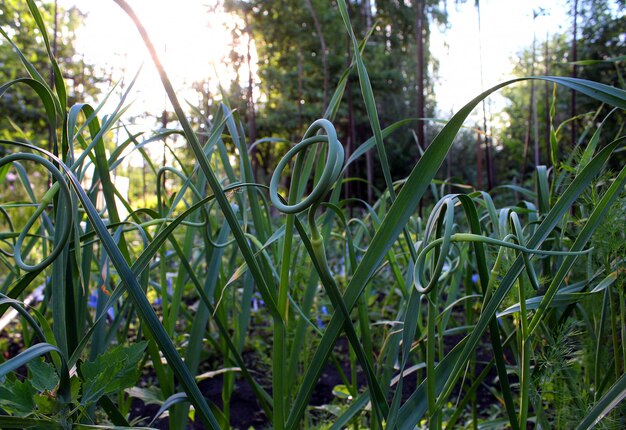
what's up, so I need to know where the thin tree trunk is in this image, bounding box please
[351,3,374,203]
[363,0,373,28]
[415,0,427,215]
[533,87,540,167]
[304,0,329,109]
[531,25,540,167]
[345,40,355,205]
[243,10,257,144]
[446,150,451,194]
[522,100,532,177]
[520,12,541,177]
[476,131,483,190]
[570,0,578,146]
[415,0,426,150]
[544,32,551,167]
[162,109,168,197]
[476,1,493,189]
[297,49,303,134]
[485,127,495,190]
[366,146,374,203]
[363,0,374,203]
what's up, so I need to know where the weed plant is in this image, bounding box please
[0,1,625,429]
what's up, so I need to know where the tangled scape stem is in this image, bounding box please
[0,153,72,272]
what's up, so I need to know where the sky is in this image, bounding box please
[56,0,572,122]
[58,0,252,125]
[431,0,570,115]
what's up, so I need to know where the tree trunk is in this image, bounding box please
[243,10,257,145]
[161,109,168,197]
[363,0,373,28]
[304,0,329,109]
[415,0,426,150]
[531,28,539,168]
[544,32,551,167]
[297,49,303,134]
[354,3,374,203]
[476,1,493,189]
[345,39,356,205]
[570,0,578,146]
[476,131,483,190]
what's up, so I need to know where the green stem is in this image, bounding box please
[427,294,440,429]
[517,276,530,428]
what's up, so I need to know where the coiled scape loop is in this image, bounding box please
[0,153,72,272]
[269,119,344,215]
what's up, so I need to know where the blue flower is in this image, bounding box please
[32,285,45,302]
[471,273,479,284]
[317,305,329,329]
[88,294,98,308]
[88,293,115,319]
[251,293,264,312]
[317,315,324,329]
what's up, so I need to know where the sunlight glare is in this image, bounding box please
[59,0,257,120]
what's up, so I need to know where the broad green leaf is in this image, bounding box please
[28,359,59,392]
[33,391,63,415]
[80,341,147,405]
[0,379,36,415]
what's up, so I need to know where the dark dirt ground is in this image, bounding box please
[1,326,504,429]
[130,334,503,429]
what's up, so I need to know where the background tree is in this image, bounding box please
[497,0,624,186]
[222,0,448,203]
[0,0,104,144]
[574,0,625,154]
[0,0,104,205]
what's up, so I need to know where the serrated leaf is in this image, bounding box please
[0,378,36,415]
[33,391,63,415]
[70,375,81,403]
[80,341,147,405]
[28,359,59,392]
